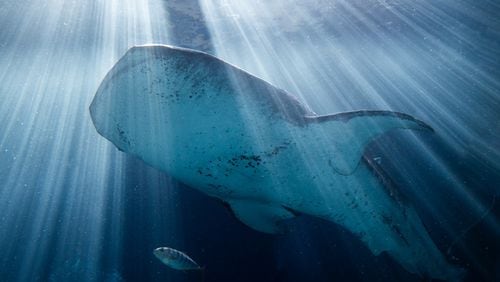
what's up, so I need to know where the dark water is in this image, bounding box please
[0,0,499,281]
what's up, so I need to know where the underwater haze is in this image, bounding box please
[0,0,499,281]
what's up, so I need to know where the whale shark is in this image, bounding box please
[90,45,463,280]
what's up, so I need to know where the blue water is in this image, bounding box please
[0,0,499,281]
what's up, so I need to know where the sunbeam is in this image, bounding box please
[0,0,499,281]
[197,0,499,280]
[0,0,173,280]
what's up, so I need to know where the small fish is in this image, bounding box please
[153,247,202,271]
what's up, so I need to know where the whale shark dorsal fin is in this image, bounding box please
[306,110,434,175]
[227,200,296,234]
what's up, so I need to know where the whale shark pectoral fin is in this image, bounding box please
[227,200,296,234]
[307,110,434,175]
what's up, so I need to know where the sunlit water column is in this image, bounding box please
[199,0,500,273]
[0,0,170,280]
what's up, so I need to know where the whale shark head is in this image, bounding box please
[90,45,213,167]
[90,44,313,173]
[90,46,160,154]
